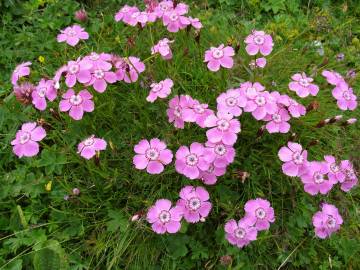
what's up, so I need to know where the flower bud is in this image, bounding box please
[13,82,34,105]
[72,188,80,196]
[75,9,88,22]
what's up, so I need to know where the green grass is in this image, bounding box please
[0,0,360,269]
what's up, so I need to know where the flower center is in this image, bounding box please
[145,148,160,160]
[89,53,100,61]
[194,105,205,114]
[94,69,104,79]
[343,91,351,100]
[330,163,340,173]
[345,169,355,179]
[225,97,237,107]
[19,132,31,144]
[69,64,80,74]
[234,228,246,239]
[326,216,336,229]
[214,144,227,156]
[170,13,178,21]
[160,3,169,11]
[38,87,46,98]
[67,29,77,37]
[217,119,230,131]
[186,154,199,166]
[187,197,201,211]
[255,96,266,106]
[299,78,309,87]
[313,172,324,184]
[174,106,182,117]
[292,151,304,165]
[152,83,163,92]
[272,113,281,123]
[212,48,224,59]
[159,210,171,223]
[254,35,265,45]
[70,94,83,106]
[83,136,95,146]
[255,207,266,219]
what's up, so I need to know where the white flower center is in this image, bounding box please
[234,228,246,239]
[292,151,304,165]
[145,148,160,160]
[69,64,80,74]
[255,207,266,219]
[326,216,336,229]
[170,13,178,21]
[152,83,163,92]
[255,96,266,106]
[187,197,201,211]
[94,69,104,79]
[217,119,230,131]
[186,154,199,166]
[299,78,309,87]
[160,3,169,11]
[313,172,324,184]
[174,106,181,117]
[214,144,227,156]
[38,87,46,98]
[225,97,237,107]
[67,29,77,37]
[83,136,95,146]
[70,94,83,106]
[20,132,31,144]
[254,35,265,45]
[272,113,281,123]
[330,163,340,173]
[212,48,224,59]
[159,210,171,223]
[343,91,351,100]
[89,53,100,61]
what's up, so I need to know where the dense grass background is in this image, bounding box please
[0,0,359,269]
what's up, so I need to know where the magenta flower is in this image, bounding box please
[239,81,265,100]
[64,58,92,88]
[198,163,226,185]
[147,78,173,102]
[133,138,173,174]
[205,111,241,145]
[322,70,345,86]
[11,62,31,85]
[114,5,139,24]
[204,141,235,168]
[324,155,345,183]
[244,30,274,56]
[176,186,212,223]
[88,65,117,93]
[154,1,174,18]
[312,203,343,239]
[340,160,358,192]
[216,89,247,117]
[278,142,308,177]
[127,11,157,27]
[264,108,291,133]
[188,17,202,29]
[287,98,307,118]
[191,102,214,128]
[167,95,195,129]
[151,38,174,60]
[288,73,319,98]
[59,89,94,120]
[57,25,89,46]
[244,91,278,120]
[300,161,335,195]
[115,56,145,83]
[147,199,183,234]
[11,122,46,158]
[204,44,235,72]
[84,52,112,70]
[224,217,258,249]
[162,8,190,32]
[77,135,107,160]
[175,142,210,179]
[244,198,275,231]
[332,82,357,111]
[32,79,57,111]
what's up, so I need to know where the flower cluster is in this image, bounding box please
[225,198,275,248]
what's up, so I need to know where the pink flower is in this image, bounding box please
[250,57,267,69]
[312,203,343,239]
[84,52,112,70]
[204,44,235,72]
[191,102,214,128]
[64,58,92,88]
[264,108,291,133]
[332,82,357,111]
[147,78,173,102]
[32,79,57,111]
[57,25,89,46]
[176,186,212,223]
[340,160,358,192]
[288,73,319,98]
[198,163,226,185]
[239,82,265,100]
[77,135,107,159]
[151,38,174,60]
[88,64,117,93]
[175,142,210,179]
[11,62,31,85]
[216,89,247,117]
[244,198,275,231]
[115,56,145,83]
[324,155,345,183]
[224,217,258,248]
[322,70,345,86]
[11,122,46,158]
[114,5,139,24]
[166,95,194,129]
[205,111,241,145]
[133,138,173,174]
[128,11,157,27]
[144,0,159,12]
[146,199,183,234]
[286,98,306,118]
[59,89,94,120]
[188,17,202,29]
[244,30,274,56]
[278,142,308,177]
[154,1,174,18]
[162,7,190,32]
[204,141,235,168]
[300,161,335,195]
[244,91,278,120]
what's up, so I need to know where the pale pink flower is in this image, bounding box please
[331,82,357,111]
[205,111,241,145]
[114,5,139,24]
[191,101,214,128]
[244,91,278,120]
[11,122,46,158]
[176,186,212,223]
[216,89,247,117]
[64,58,92,88]
[162,7,190,32]
[188,17,202,29]
[204,44,235,72]
[115,56,145,83]
[264,108,291,133]
[300,161,335,195]
[128,11,157,27]
[32,79,57,111]
[286,98,307,118]
[154,1,174,18]
[84,52,112,70]
[77,135,107,159]
[312,203,343,239]
[340,160,358,192]
[239,82,265,100]
[88,64,117,93]
[250,57,267,69]
[147,199,183,234]
[198,163,226,185]
[289,73,319,98]
[59,89,94,120]
[147,78,173,102]
[244,198,275,231]
[324,155,345,183]
[133,138,173,174]
[11,62,31,85]
[204,141,235,168]
[151,38,174,60]
[57,25,89,46]
[278,142,308,177]
[175,142,210,179]
[244,30,274,56]
[224,217,258,249]
[322,70,345,86]
[166,95,195,129]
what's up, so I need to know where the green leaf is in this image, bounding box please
[33,248,61,270]
[106,210,128,233]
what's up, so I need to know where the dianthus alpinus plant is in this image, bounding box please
[0,0,360,269]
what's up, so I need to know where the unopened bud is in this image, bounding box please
[306,101,320,112]
[220,255,233,266]
[131,214,140,222]
[72,188,80,196]
[257,125,266,138]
